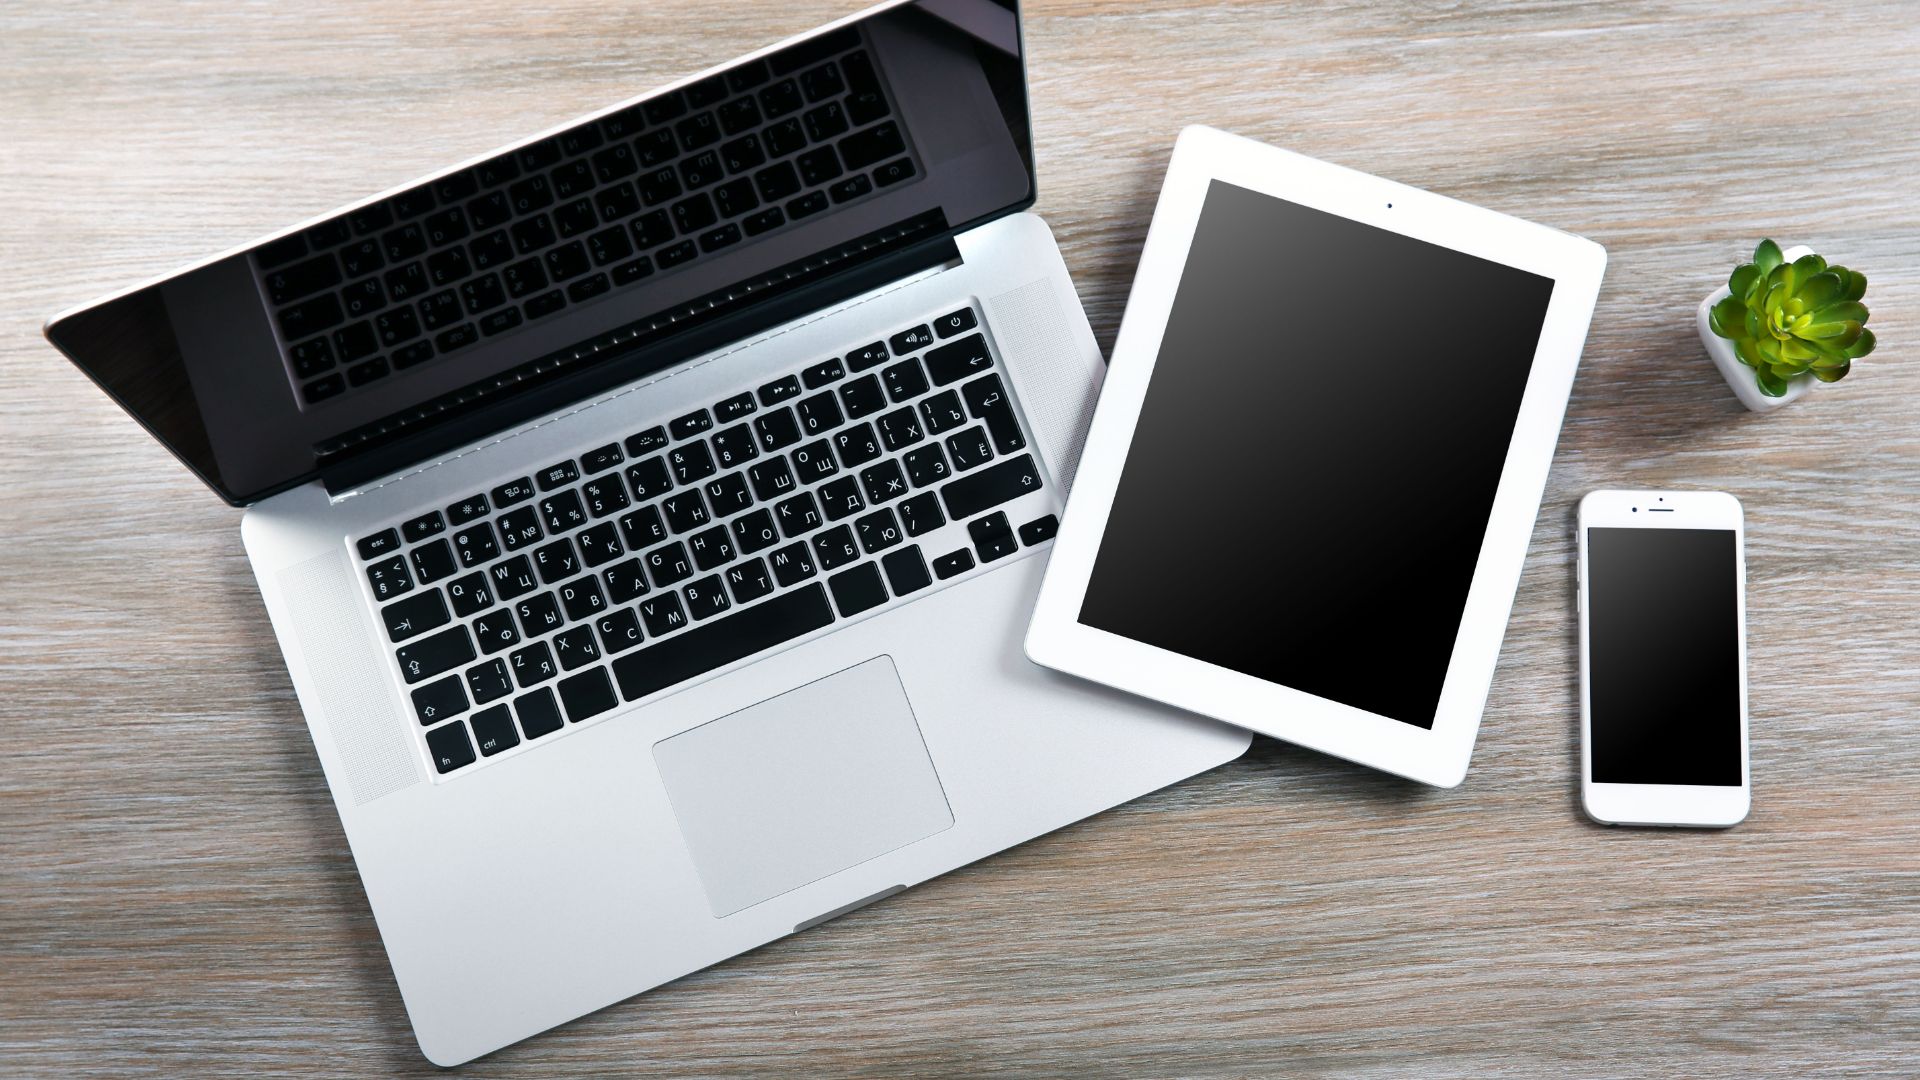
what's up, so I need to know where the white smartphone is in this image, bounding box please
[1577,490,1750,827]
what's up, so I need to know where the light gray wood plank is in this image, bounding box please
[2,0,1916,1074]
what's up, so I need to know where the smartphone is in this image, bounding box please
[1577,490,1750,827]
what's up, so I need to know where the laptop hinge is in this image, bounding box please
[320,213,959,499]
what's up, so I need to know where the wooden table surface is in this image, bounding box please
[4,0,1917,1074]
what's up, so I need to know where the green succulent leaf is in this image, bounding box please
[1797,271,1845,310]
[1755,366,1789,396]
[1812,359,1851,382]
[1729,262,1763,299]
[1840,268,1868,303]
[1753,239,1784,275]
[1734,337,1765,369]
[1846,327,1877,359]
[1812,300,1868,326]
[1709,296,1746,338]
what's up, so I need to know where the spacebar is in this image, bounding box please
[612,583,835,701]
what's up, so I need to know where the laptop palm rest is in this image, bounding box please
[652,656,955,918]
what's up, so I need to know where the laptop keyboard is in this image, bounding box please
[355,304,1060,777]
[253,26,914,409]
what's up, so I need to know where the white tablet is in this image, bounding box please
[1027,126,1605,787]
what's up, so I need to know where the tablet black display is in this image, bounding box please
[1078,181,1555,729]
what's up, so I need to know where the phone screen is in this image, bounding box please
[1586,527,1742,786]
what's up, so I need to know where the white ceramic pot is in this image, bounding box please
[1698,243,1817,412]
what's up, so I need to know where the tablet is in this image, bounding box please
[1026,126,1605,787]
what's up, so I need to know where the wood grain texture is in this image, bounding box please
[3,0,1917,1074]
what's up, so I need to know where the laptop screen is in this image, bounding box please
[45,0,1032,505]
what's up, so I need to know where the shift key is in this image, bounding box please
[939,454,1041,521]
[395,625,476,684]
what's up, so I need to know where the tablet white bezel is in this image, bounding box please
[1025,125,1606,787]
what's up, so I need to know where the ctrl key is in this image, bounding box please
[425,719,476,774]
[469,704,520,757]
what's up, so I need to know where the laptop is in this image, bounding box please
[42,0,1248,1064]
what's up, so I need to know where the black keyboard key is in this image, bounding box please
[332,321,380,364]
[278,293,345,340]
[769,490,818,538]
[926,333,993,385]
[410,538,457,584]
[941,453,1040,521]
[855,507,903,554]
[813,524,859,571]
[396,626,476,684]
[638,591,688,637]
[720,133,765,175]
[645,540,694,587]
[618,505,668,550]
[581,476,629,521]
[882,546,931,596]
[1019,514,1060,546]
[551,159,597,200]
[391,340,434,369]
[580,442,625,475]
[594,180,641,223]
[501,258,548,299]
[357,529,400,560]
[968,511,1018,564]
[514,591,565,637]
[713,391,757,422]
[366,554,412,600]
[801,359,845,389]
[933,306,978,339]
[468,190,514,231]
[577,520,623,566]
[732,509,780,555]
[683,574,731,621]
[882,358,929,402]
[755,157,802,201]
[786,191,830,220]
[460,273,507,315]
[383,223,428,263]
[946,426,994,472]
[425,719,476,774]
[447,571,494,617]
[498,506,543,551]
[382,590,450,643]
[511,642,559,690]
[797,145,842,187]
[471,608,521,655]
[898,491,945,537]
[668,442,716,486]
[742,206,785,236]
[265,253,342,306]
[753,407,802,452]
[704,471,754,516]
[426,246,472,287]
[559,667,618,721]
[659,239,699,268]
[839,374,885,419]
[872,157,915,188]
[876,408,924,453]
[827,563,887,617]
[677,110,721,152]
[424,206,470,247]
[441,491,487,526]
[375,307,421,348]
[554,198,598,239]
[698,224,741,253]
[552,624,601,670]
[490,555,540,601]
[591,142,637,184]
[515,686,564,737]
[626,456,673,500]
[804,102,849,143]
[435,323,479,353]
[726,557,775,604]
[597,607,645,654]
[758,78,803,119]
[604,557,652,604]
[392,188,435,220]
[613,583,834,701]
[861,459,909,505]
[492,477,537,507]
[567,272,611,304]
[671,409,713,440]
[903,443,949,488]
[888,324,935,356]
[796,393,843,439]
[838,121,903,170]
[469,229,514,270]
[671,191,718,233]
[791,439,838,483]
[920,389,966,434]
[303,374,345,404]
[537,460,581,491]
[748,457,796,502]
[727,59,770,93]
[625,426,669,455]
[832,422,882,468]
[545,241,591,282]
[932,548,974,580]
[470,703,519,756]
[770,541,817,587]
[510,213,557,255]
[635,128,679,169]
[718,96,763,136]
[349,203,396,236]
[799,60,845,103]
[758,375,801,406]
[452,521,500,568]
[291,336,336,379]
[820,477,865,520]
[531,538,580,585]
[344,347,387,383]
[828,174,872,204]
[402,510,446,542]
[466,658,515,706]
[525,289,566,319]
[612,255,655,286]
[688,525,735,572]
[963,373,1026,453]
[710,424,758,469]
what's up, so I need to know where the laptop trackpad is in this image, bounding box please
[653,656,954,917]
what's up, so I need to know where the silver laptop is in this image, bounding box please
[42,0,1248,1064]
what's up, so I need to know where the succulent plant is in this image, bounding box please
[1708,239,1876,396]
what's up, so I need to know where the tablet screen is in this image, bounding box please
[1078,180,1555,728]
